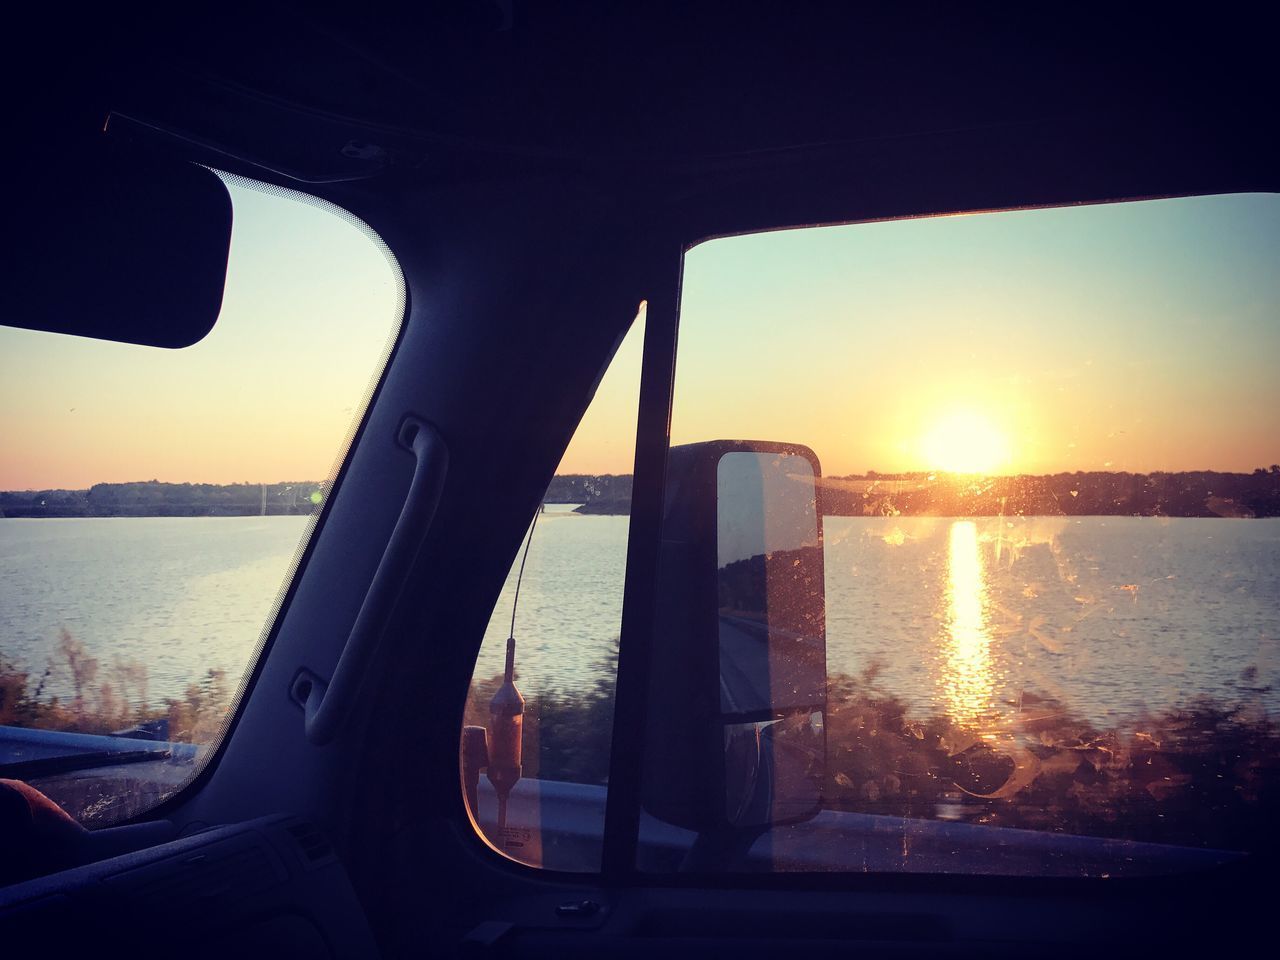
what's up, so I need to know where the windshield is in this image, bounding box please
[657,192,1280,873]
[461,192,1280,877]
[0,172,404,824]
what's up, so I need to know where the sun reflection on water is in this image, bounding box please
[941,520,996,729]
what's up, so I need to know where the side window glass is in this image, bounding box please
[641,193,1280,875]
[461,307,645,870]
[0,173,403,824]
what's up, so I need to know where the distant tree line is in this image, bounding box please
[558,468,1280,518]
[5,468,1278,518]
[543,468,1280,518]
[544,474,633,515]
[821,467,1280,519]
[0,480,329,518]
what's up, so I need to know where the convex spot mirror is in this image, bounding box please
[644,441,827,841]
[1,138,232,348]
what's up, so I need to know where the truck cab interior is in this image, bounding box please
[2,4,1277,957]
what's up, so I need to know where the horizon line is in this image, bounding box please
[4,465,1279,495]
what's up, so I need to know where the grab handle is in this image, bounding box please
[301,416,448,745]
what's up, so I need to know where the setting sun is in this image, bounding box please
[920,410,1011,475]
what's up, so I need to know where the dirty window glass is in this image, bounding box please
[460,307,645,871]
[640,193,1280,875]
[0,173,403,825]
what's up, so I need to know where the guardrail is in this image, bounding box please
[472,777,1242,876]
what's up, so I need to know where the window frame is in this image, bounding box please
[460,193,1280,896]
[2,176,414,829]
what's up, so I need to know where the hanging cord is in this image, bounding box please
[508,506,541,643]
[494,506,540,834]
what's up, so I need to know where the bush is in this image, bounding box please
[465,659,1280,852]
[0,630,229,744]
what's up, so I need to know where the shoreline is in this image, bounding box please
[4,469,1278,519]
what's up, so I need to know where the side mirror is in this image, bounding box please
[1,134,233,348]
[643,440,827,854]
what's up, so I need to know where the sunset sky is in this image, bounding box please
[564,192,1279,477]
[667,192,1279,477]
[1,176,402,491]
[2,190,1276,490]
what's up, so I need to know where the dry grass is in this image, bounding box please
[0,630,230,744]
[466,660,1279,852]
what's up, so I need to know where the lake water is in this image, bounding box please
[1,517,311,709]
[3,511,1278,730]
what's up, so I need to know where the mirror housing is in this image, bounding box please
[643,440,827,841]
[1,136,233,349]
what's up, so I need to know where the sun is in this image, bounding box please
[920,409,1011,474]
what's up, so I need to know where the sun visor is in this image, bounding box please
[1,139,232,349]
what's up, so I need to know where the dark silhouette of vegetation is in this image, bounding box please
[0,632,232,825]
[543,474,633,515]
[0,480,328,517]
[572,497,633,515]
[551,468,1280,517]
[820,466,1280,518]
[465,658,1278,853]
[6,627,1276,851]
[6,629,1276,849]
[718,546,824,621]
[0,631,230,743]
[820,664,1278,853]
[543,473,632,505]
[5,468,1277,518]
